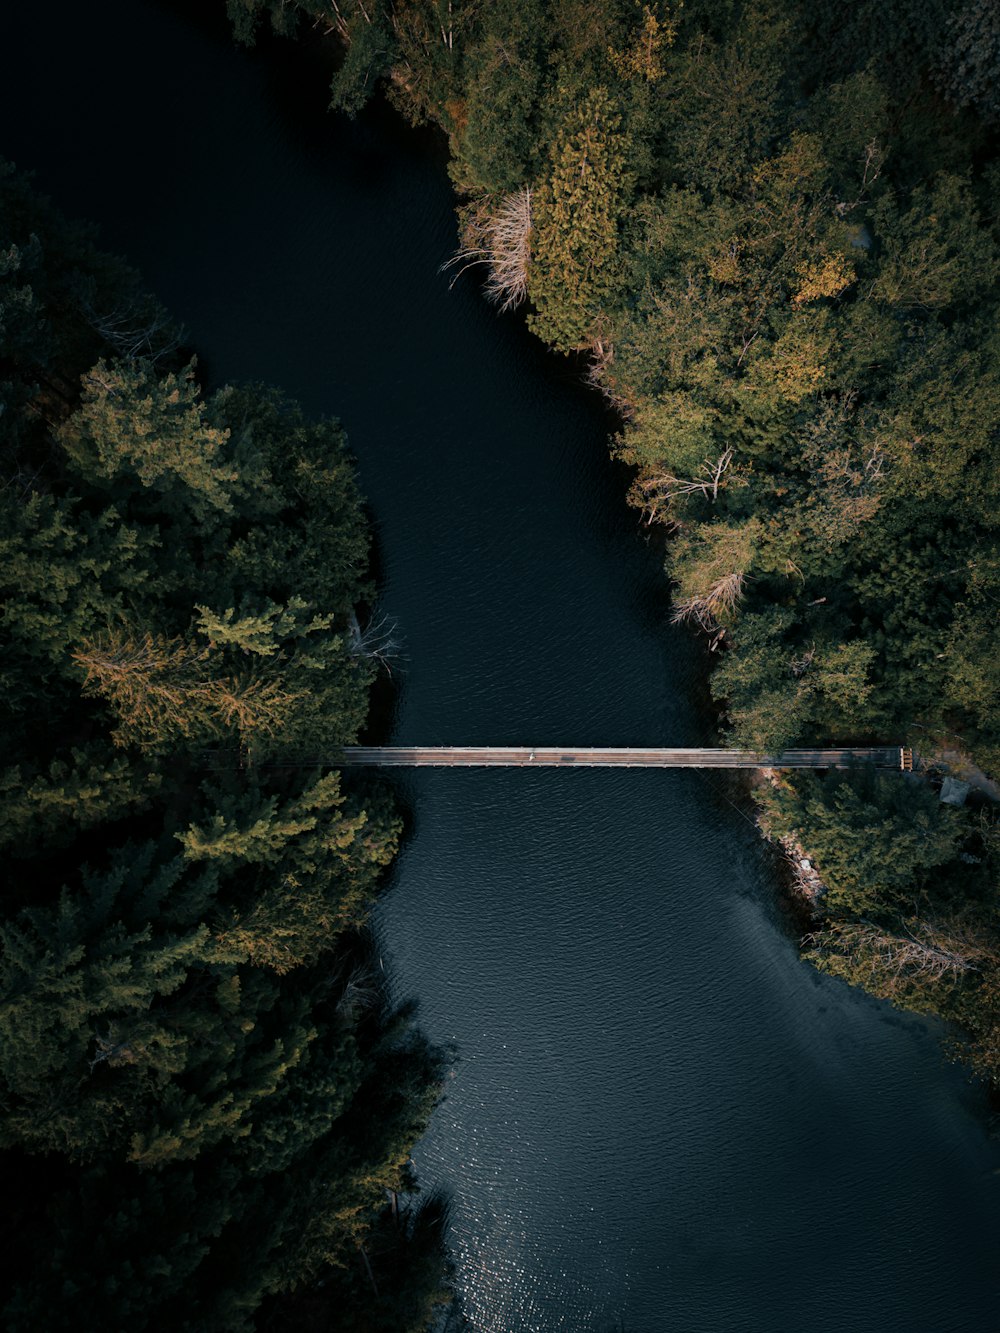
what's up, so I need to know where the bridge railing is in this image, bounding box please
[332,746,908,769]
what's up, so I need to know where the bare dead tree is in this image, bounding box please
[81,295,185,364]
[443,188,533,313]
[348,610,402,674]
[89,1027,139,1072]
[586,335,615,384]
[736,329,759,367]
[789,646,816,678]
[630,449,738,528]
[0,461,46,501]
[670,569,746,631]
[631,447,735,520]
[820,439,886,491]
[325,0,350,39]
[836,139,886,216]
[335,962,383,1022]
[357,1242,379,1297]
[807,917,991,989]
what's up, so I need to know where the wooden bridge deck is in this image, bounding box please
[337,746,909,770]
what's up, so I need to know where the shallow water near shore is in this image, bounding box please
[3,3,999,1328]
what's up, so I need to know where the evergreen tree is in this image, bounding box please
[0,163,445,1329]
[59,357,237,515]
[529,87,630,351]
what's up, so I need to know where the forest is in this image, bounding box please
[229,0,1000,1080]
[0,164,449,1328]
[3,2,1000,1329]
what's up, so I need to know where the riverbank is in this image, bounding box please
[0,152,452,1330]
[244,0,1000,1096]
[7,5,999,1327]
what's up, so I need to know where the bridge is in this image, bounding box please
[336,746,912,769]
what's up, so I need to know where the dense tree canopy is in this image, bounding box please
[4,4,998,1322]
[0,162,448,1331]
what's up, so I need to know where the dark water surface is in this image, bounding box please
[4,4,999,1328]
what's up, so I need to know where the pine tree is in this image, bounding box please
[528,87,630,351]
[0,163,442,1330]
[58,358,237,515]
[72,628,216,747]
[0,748,158,856]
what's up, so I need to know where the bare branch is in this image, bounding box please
[443,188,532,313]
[629,448,735,524]
[671,569,745,630]
[348,610,402,675]
[80,295,185,365]
[807,917,990,989]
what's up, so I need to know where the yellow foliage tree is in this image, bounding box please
[609,2,679,82]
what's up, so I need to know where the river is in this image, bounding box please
[3,3,998,1329]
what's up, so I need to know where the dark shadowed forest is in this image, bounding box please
[2,1,999,1328]
[0,162,449,1331]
